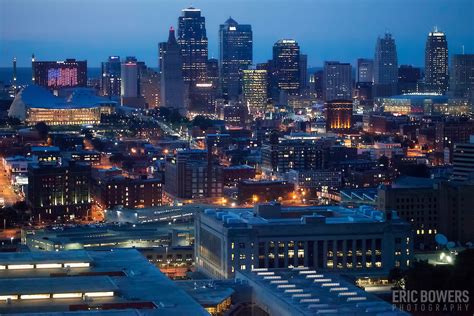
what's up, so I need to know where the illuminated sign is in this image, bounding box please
[47,67,78,88]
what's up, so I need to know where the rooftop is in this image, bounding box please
[237,267,407,315]
[202,204,402,227]
[0,249,207,315]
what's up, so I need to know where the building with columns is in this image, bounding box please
[195,203,413,279]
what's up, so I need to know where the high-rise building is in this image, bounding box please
[206,58,219,90]
[374,33,398,97]
[242,69,267,115]
[32,59,87,90]
[178,7,208,85]
[425,29,449,94]
[452,135,474,181]
[299,54,308,91]
[219,17,252,100]
[27,160,91,220]
[313,70,324,99]
[261,135,331,173]
[398,65,421,94]
[94,175,163,210]
[323,61,352,101]
[120,57,147,108]
[140,67,160,108]
[326,100,353,132]
[101,56,121,97]
[356,58,373,83]
[450,54,474,101]
[121,57,139,99]
[271,39,301,97]
[164,150,223,199]
[160,27,185,113]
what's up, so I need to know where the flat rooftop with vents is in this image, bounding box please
[0,249,207,315]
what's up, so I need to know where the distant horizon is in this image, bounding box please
[1,0,473,68]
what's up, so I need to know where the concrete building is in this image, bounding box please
[373,33,398,97]
[285,169,342,191]
[195,203,413,279]
[236,268,406,316]
[452,135,474,181]
[261,134,333,173]
[160,27,185,113]
[323,61,352,101]
[164,150,223,200]
[0,250,207,315]
[93,175,162,210]
[377,176,474,249]
[27,160,91,221]
[356,58,373,83]
[450,54,474,102]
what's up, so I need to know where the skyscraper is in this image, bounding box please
[299,54,308,92]
[242,69,268,116]
[219,17,253,100]
[356,58,373,83]
[425,29,449,94]
[101,56,121,98]
[374,33,398,97]
[271,39,301,97]
[160,27,185,113]
[121,57,139,99]
[450,54,474,101]
[178,7,208,85]
[323,61,352,101]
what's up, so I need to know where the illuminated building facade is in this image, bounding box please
[323,62,352,101]
[195,203,413,279]
[261,135,331,173]
[8,85,116,126]
[164,150,223,199]
[177,7,216,112]
[93,175,163,210]
[219,17,253,100]
[32,59,87,90]
[101,56,121,97]
[325,100,353,132]
[242,69,267,116]
[272,39,301,96]
[178,7,208,84]
[425,29,448,94]
[27,160,91,220]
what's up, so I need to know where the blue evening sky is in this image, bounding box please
[1,0,473,68]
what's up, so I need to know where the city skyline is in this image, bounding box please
[1,0,473,68]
